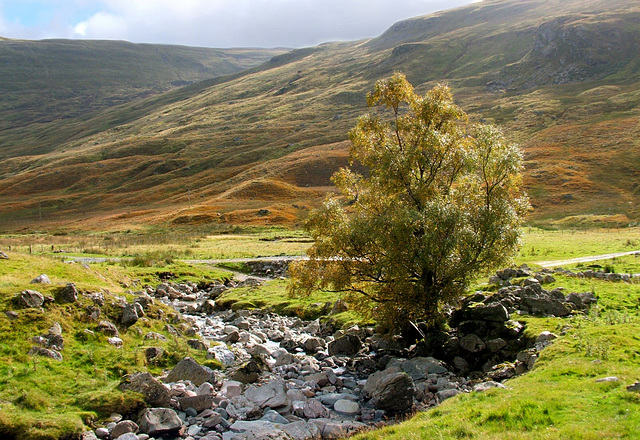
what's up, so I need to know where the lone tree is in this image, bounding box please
[288,73,529,333]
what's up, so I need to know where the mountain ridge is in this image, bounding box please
[0,0,638,231]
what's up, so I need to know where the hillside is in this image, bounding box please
[0,39,286,157]
[0,0,639,231]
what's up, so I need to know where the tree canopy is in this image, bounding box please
[288,73,530,333]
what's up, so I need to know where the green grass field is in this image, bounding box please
[0,226,639,439]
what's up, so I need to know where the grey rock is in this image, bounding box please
[58,283,79,303]
[0,251,8,259]
[303,337,326,353]
[595,376,619,383]
[207,344,236,367]
[145,347,164,363]
[280,421,320,440]
[108,337,123,347]
[143,331,166,340]
[111,420,139,438]
[166,357,215,386]
[97,321,119,336]
[245,378,288,409]
[303,398,329,419]
[473,381,507,392]
[31,274,51,284]
[228,360,261,384]
[137,408,183,437]
[95,427,109,438]
[202,412,224,428]
[334,399,360,415]
[13,290,44,308]
[115,433,138,440]
[179,395,214,412]
[328,334,362,357]
[459,334,486,353]
[197,381,215,396]
[311,419,368,439]
[28,346,62,361]
[363,367,401,397]
[437,389,462,401]
[121,304,139,327]
[80,432,99,440]
[371,372,415,412]
[627,382,640,392]
[228,420,289,439]
[119,372,171,407]
[486,338,508,353]
[186,339,208,352]
[466,302,509,322]
[260,409,289,424]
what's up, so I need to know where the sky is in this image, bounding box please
[0,0,481,48]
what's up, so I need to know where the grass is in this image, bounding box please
[517,227,640,264]
[0,252,223,440]
[351,280,640,440]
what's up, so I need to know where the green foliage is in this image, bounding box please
[289,73,529,332]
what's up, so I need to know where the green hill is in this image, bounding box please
[0,0,639,231]
[0,38,286,157]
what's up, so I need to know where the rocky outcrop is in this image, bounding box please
[118,372,171,407]
[137,408,183,437]
[13,290,45,308]
[165,357,216,386]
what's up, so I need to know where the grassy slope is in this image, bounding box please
[354,276,640,440]
[0,0,639,231]
[0,228,639,438]
[0,38,286,157]
[0,252,232,440]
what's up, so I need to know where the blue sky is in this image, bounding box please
[0,0,481,48]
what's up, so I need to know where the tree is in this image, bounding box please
[288,73,530,333]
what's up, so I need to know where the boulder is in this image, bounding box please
[137,408,183,437]
[30,274,51,284]
[459,334,486,353]
[466,302,510,322]
[108,337,123,347]
[120,304,139,327]
[228,360,261,384]
[13,290,44,308]
[228,420,289,439]
[245,378,288,409]
[334,399,360,415]
[0,251,8,259]
[58,283,79,303]
[110,420,138,439]
[473,381,507,392]
[280,421,321,440]
[302,398,329,419]
[370,372,415,412]
[165,357,215,386]
[303,337,326,353]
[119,372,171,407]
[28,346,62,361]
[145,347,164,363]
[328,334,362,357]
[178,394,214,412]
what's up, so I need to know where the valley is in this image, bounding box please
[0,0,639,232]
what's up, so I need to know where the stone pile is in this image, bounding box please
[80,273,591,440]
[554,267,638,283]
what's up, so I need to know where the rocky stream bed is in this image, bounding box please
[14,263,613,440]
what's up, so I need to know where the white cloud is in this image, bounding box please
[72,0,479,47]
[1,0,480,47]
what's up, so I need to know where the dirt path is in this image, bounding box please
[535,250,640,268]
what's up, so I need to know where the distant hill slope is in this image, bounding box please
[0,39,286,156]
[0,0,638,231]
